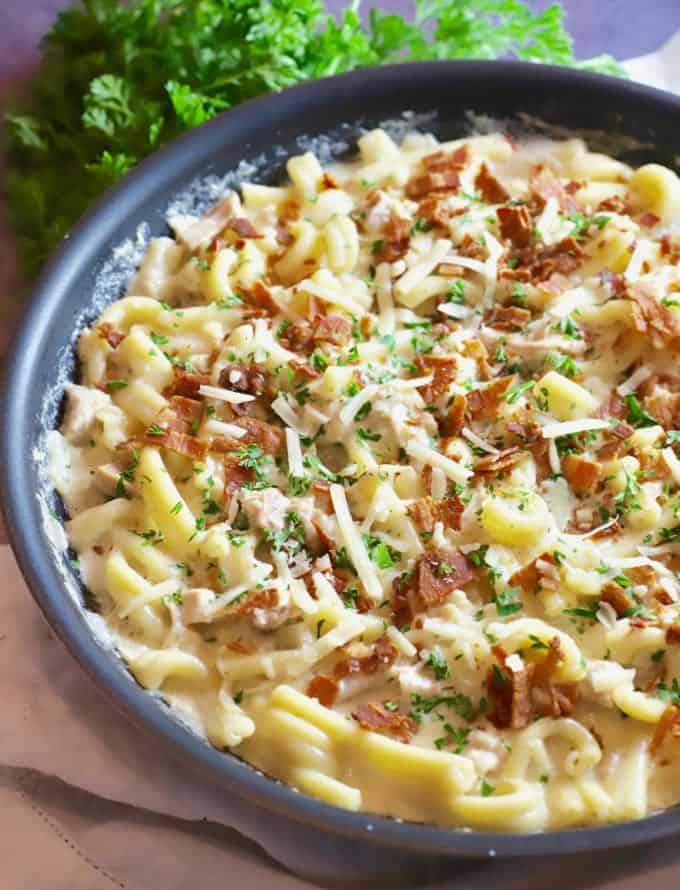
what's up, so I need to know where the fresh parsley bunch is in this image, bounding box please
[4,0,621,276]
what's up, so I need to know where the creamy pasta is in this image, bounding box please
[50,129,680,831]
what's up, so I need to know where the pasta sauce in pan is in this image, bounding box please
[50,129,680,830]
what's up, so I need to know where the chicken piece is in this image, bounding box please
[241,487,290,533]
[93,463,136,499]
[180,588,217,625]
[61,383,111,445]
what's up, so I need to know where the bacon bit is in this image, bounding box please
[458,233,486,260]
[279,319,315,353]
[231,588,278,616]
[311,479,334,514]
[231,416,284,455]
[438,393,467,438]
[417,196,453,228]
[638,212,661,228]
[98,322,125,349]
[530,638,579,718]
[461,338,491,380]
[643,381,680,430]
[530,165,578,214]
[313,313,352,346]
[351,703,417,743]
[93,544,104,556]
[533,236,585,280]
[168,368,212,398]
[407,494,465,534]
[650,705,680,757]
[229,217,261,238]
[218,362,271,398]
[416,548,474,608]
[320,171,339,191]
[467,375,515,420]
[373,213,411,263]
[509,553,558,593]
[600,582,633,617]
[226,639,256,654]
[423,145,470,172]
[415,354,457,403]
[598,195,627,214]
[628,284,680,348]
[487,659,533,730]
[660,234,680,263]
[497,205,532,248]
[335,635,398,680]
[406,170,461,200]
[162,396,204,434]
[279,199,300,221]
[240,280,278,315]
[562,454,602,496]
[307,675,339,707]
[484,304,531,331]
[474,447,524,477]
[666,623,680,644]
[117,428,208,460]
[474,162,510,204]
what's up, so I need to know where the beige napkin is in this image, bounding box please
[2,34,680,890]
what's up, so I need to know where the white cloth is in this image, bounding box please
[1,34,679,890]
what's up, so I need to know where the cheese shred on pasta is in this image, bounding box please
[52,129,680,832]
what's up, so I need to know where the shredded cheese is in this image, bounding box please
[329,483,383,602]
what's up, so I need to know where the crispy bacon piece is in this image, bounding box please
[218,362,271,398]
[351,703,417,743]
[407,494,464,534]
[416,548,474,607]
[229,217,262,238]
[596,419,634,463]
[279,319,315,353]
[650,705,680,756]
[373,213,411,263]
[163,396,204,434]
[307,675,339,707]
[223,455,254,500]
[598,194,627,214]
[643,379,680,430]
[467,375,515,420]
[335,635,399,679]
[529,165,578,214]
[313,313,352,346]
[529,637,579,719]
[461,338,491,380]
[638,212,661,228]
[600,582,633,617]
[241,280,279,315]
[628,284,680,348]
[666,623,680,644]
[231,588,279,615]
[458,233,486,260]
[474,162,509,204]
[415,354,457,403]
[484,304,531,331]
[226,640,255,654]
[474,447,524,477]
[423,145,470,172]
[438,393,467,438]
[232,416,284,455]
[562,454,602,496]
[406,170,461,200]
[487,659,533,730]
[417,196,453,228]
[131,428,208,460]
[168,368,211,398]
[532,236,585,280]
[98,322,125,349]
[497,205,532,248]
[510,553,558,594]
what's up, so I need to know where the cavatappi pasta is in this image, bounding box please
[50,129,680,831]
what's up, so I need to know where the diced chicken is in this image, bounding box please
[93,463,136,498]
[61,384,111,445]
[241,487,290,533]
[180,588,217,625]
[251,602,290,632]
